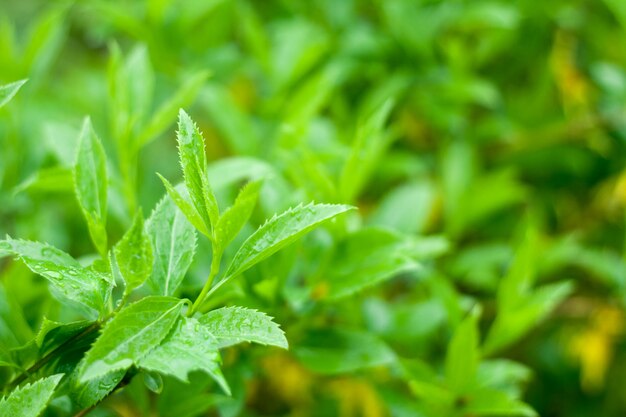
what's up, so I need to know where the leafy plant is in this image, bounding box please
[0,109,352,416]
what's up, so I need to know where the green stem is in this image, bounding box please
[188,245,222,316]
[6,322,101,390]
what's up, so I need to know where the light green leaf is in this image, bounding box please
[79,296,184,382]
[113,210,154,294]
[294,328,396,374]
[215,180,262,249]
[339,100,394,202]
[146,196,197,296]
[1,239,108,314]
[0,79,27,108]
[215,203,354,295]
[463,388,537,417]
[445,308,480,394]
[321,228,420,300]
[13,166,74,195]
[483,281,573,355]
[0,374,63,417]
[139,316,229,393]
[136,71,209,147]
[199,306,288,349]
[157,174,209,237]
[177,109,219,230]
[74,117,108,256]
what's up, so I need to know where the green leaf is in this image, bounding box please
[0,374,63,417]
[320,228,420,300]
[294,328,396,374]
[138,316,229,394]
[215,180,262,249]
[483,281,573,355]
[146,196,197,296]
[445,307,480,394]
[74,117,108,256]
[463,388,537,417]
[136,71,209,147]
[157,174,209,237]
[70,369,126,409]
[1,238,108,314]
[0,79,27,108]
[199,306,288,349]
[339,100,394,202]
[215,203,354,294]
[113,210,154,294]
[79,296,184,382]
[177,109,219,230]
[34,318,93,353]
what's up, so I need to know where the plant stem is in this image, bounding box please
[6,322,101,390]
[188,245,222,316]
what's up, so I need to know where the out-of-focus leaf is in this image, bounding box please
[294,328,396,374]
[445,308,480,393]
[0,79,27,108]
[319,228,420,300]
[136,71,209,147]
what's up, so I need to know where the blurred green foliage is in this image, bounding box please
[2,0,626,416]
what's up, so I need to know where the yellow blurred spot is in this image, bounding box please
[550,30,591,115]
[568,306,623,392]
[327,378,386,417]
[261,353,314,407]
[311,281,329,300]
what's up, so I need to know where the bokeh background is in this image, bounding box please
[2,0,626,416]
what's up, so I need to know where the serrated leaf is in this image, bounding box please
[79,296,184,382]
[177,109,219,230]
[157,174,209,236]
[113,210,154,294]
[146,196,196,296]
[74,117,108,256]
[138,316,229,394]
[215,180,262,249]
[70,369,125,409]
[198,306,288,349]
[214,203,354,294]
[0,79,27,108]
[1,238,108,314]
[0,374,63,417]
